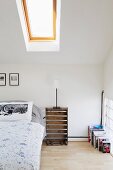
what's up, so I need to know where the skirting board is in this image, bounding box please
[43,137,88,142]
[68,136,88,142]
[110,153,113,157]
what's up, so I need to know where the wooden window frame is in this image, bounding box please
[22,0,57,41]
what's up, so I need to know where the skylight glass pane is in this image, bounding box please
[26,0,53,37]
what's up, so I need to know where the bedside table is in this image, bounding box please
[45,107,68,145]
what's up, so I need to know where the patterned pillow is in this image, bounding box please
[0,102,33,121]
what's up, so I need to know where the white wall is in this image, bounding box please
[0,64,103,137]
[104,46,113,100]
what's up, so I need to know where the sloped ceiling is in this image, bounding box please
[0,0,113,64]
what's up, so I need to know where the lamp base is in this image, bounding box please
[53,106,61,109]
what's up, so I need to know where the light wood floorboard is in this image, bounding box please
[40,142,113,170]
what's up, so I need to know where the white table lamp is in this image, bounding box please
[53,80,60,109]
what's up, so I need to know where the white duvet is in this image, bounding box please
[0,121,44,170]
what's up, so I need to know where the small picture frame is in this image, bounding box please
[0,73,6,86]
[9,73,19,86]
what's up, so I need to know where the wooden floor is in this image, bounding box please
[40,142,113,170]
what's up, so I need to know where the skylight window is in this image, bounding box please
[22,0,56,40]
[16,0,61,51]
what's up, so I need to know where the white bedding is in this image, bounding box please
[0,121,44,170]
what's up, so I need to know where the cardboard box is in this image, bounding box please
[88,125,103,144]
[91,129,104,146]
[98,136,109,151]
[93,131,106,148]
[102,141,110,153]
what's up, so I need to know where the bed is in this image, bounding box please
[0,101,45,170]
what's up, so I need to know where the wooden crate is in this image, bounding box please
[45,107,68,145]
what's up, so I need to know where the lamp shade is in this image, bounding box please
[54,79,59,89]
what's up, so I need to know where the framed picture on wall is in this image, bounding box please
[0,73,6,86]
[9,73,19,86]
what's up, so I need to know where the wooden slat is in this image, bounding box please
[47,134,67,138]
[46,108,68,111]
[46,138,67,140]
[46,139,67,141]
[46,139,68,145]
[47,129,67,133]
[46,112,67,115]
[46,116,67,120]
[46,133,67,135]
[46,125,67,129]
[46,121,67,125]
